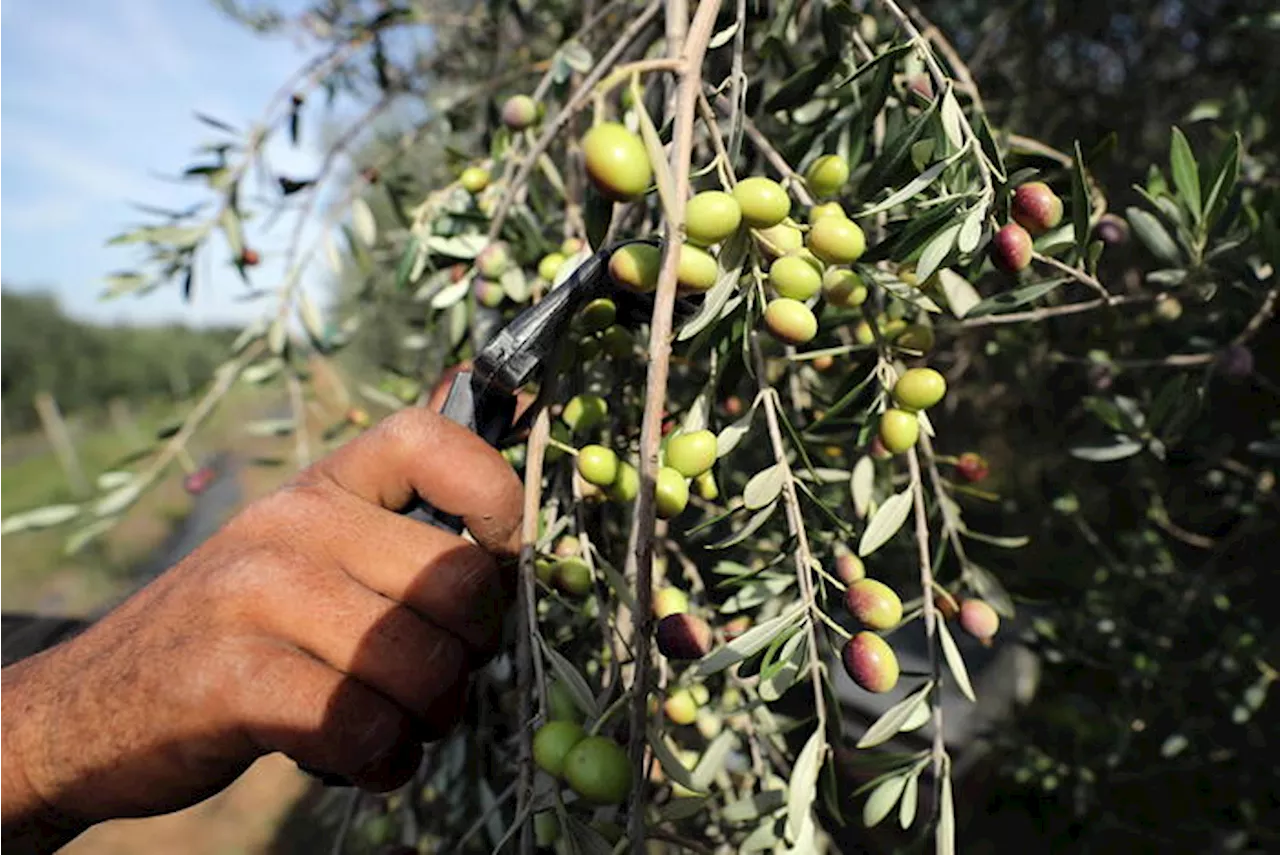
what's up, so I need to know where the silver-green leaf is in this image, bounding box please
[859,488,912,556]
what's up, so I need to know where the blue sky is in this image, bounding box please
[2,0,332,326]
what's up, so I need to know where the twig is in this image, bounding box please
[751,336,829,732]
[952,293,1153,329]
[910,6,985,115]
[917,431,968,573]
[906,449,947,810]
[623,3,723,851]
[1232,284,1279,346]
[447,780,519,854]
[486,0,664,244]
[1032,251,1109,297]
[718,97,816,207]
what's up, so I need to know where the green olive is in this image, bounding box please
[807,216,866,264]
[808,201,846,223]
[678,244,719,292]
[606,461,639,503]
[538,252,567,281]
[754,223,804,258]
[578,297,617,334]
[805,154,849,198]
[878,408,920,454]
[577,445,620,486]
[844,579,904,630]
[685,190,742,246]
[655,467,689,519]
[763,298,818,345]
[562,394,608,433]
[733,176,791,228]
[562,736,632,804]
[769,255,823,300]
[608,243,661,293]
[891,367,947,411]
[554,557,594,596]
[460,166,490,193]
[822,267,868,308]
[582,122,652,201]
[664,429,717,478]
[533,720,587,777]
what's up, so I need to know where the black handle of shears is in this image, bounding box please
[403,371,516,534]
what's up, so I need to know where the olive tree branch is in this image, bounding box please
[906,447,948,822]
[952,292,1154,329]
[750,334,829,734]
[1032,250,1109,297]
[515,409,553,854]
[623,2,723,850]
[917,430,968,574]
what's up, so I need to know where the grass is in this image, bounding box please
[0,386,306,613]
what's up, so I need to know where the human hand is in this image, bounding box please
[1,407,523,851]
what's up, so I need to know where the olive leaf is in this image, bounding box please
[785,728,825,841]
[1169,126,1201,223]
[859,488,912,556]
[938,618,977,702]
[743,464,786,510]
[858,681,934,748]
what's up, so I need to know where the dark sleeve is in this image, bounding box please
[2,613,90,667]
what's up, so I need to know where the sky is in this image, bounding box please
[2,0,336,327]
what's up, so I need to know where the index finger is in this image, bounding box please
[302,408,523,557]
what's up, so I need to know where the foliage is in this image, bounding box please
[0,291,238,432]
[9,0,1278,852]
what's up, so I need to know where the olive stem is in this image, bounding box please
[917,431,970,574]
[621,2,724,850]
[1032,250,1109,298]
[906,447,949,827]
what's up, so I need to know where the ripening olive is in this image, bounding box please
[807,216,866,264]
[562,736,632,804]
[956,452,989,482]
[763,298,818,345]
[959,599,1000,642]
[533,720,587,777]
[992,222,1033,272]
[685,190,742,246]
[608,242,661,293]
[665,429,717,478]
[733,177,791,228]
[582,122,652,201]
[501,94,539,130]
[678,244,718,292]
[1011,182,1064,235]
[656,613,713,660]
[892,367,947,411]
[577,445,619,486]
[805,154,849,199]
[769,255,823,300]
[822,267,867,308]
[878,408,920,454]
[655,466,690,518]
[473,278,505,308]
[835,550,865,584]
[845,578,904,630]
[842,631,900,693]
[476,242,511,279]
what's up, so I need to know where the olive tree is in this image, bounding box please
[6,0,1277,852]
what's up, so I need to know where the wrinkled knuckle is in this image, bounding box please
[378,408,437,458]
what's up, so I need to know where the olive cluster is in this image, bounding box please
[991,182,1064,273]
